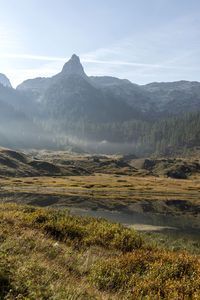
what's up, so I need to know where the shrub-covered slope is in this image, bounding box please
[0,203,200,299]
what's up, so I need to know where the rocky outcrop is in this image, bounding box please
[0,74,12,88]
[166,170,187,179]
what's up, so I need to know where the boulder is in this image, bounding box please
[167,169,187,179]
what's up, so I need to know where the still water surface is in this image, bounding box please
[72,209,200,235]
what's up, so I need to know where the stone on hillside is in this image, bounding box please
[166,169,187,179]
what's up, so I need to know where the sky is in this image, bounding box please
[0,0,200,87]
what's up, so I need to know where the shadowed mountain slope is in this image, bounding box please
[1,55,200,155]
[17,55,200,120]
[0,148,90,177]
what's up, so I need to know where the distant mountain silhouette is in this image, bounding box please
[1,54,200,155]
[17,55,200,120]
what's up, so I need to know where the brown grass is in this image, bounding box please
[1,173,200,216]
[0,203,200,299]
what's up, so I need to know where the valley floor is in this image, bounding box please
[0,151,200,298]
[1,172,200,233]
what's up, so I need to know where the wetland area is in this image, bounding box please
[0,148,200,299]
[0,148,200,238]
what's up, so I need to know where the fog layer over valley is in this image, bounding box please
[1,54,200,156]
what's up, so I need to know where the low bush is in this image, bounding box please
[24,208,144,252]
[91,249,200,298]
[0,203,200,299]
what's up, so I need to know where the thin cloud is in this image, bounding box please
[0,52,164,67]
[82,58,164,68]
[1,52,198,71]
[82,58,200,71]
[0,53,67,62]
[0,26,21,52]
[82,13,200,77]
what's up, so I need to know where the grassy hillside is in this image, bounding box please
[0,148,91,177]
[0,203,200,299]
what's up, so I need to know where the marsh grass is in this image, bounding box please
[141,231,200,255]
[1,173,200,216]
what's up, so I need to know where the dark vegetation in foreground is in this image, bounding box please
[0,203,200,299]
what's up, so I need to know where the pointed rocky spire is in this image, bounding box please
[61,54,87,78]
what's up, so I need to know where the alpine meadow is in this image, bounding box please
[0,1,200,299]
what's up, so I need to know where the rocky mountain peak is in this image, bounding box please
[71,54,80,61]
[0,73,12,88]
[61,54,87,78]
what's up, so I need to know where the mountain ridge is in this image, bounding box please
[1,54,200,155]
[16,54,200,119]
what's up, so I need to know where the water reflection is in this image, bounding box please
[72,209,200,235]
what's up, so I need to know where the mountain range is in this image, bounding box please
[1,54,200,155]
[16,54,200,120]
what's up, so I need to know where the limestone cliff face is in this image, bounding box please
[61,54,87,78]
[16,54,88,93]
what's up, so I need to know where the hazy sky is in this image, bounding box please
[1,0,200,87]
